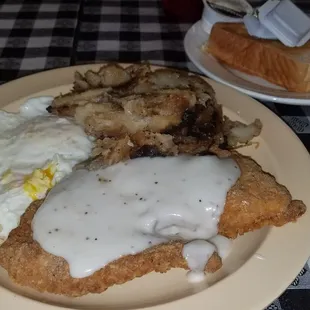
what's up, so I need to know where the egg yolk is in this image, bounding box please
[23,164,56,200]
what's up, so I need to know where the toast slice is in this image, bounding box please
[204,23,310,92]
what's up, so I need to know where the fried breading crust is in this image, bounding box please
[0,154,305,297]
[219,155,306,238]
[0,201,221,297]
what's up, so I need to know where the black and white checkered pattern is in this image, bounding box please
[1,1,310,309]
[0,0,80,82]
[76,0,193,69]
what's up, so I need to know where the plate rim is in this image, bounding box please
[184,20,310,106]
[0,63,310,310]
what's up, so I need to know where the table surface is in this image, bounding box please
[0,0,310,309]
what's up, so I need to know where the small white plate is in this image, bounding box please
[184,20,310,105]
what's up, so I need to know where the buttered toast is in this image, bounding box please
[204,22,310,92]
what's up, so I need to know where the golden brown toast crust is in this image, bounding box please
[206,23,310,92]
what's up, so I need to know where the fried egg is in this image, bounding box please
[0,97,94,244]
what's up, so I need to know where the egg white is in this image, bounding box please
[0,97,94,244]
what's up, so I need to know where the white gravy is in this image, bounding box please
[182,240,215,283]
[33,156,240,279]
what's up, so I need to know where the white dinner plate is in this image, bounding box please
[184,20,310,105]
[0,64,310,310]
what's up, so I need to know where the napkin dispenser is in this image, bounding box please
[244,0,310,47]
[204,0,310,48]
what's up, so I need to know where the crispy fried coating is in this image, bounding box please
[0,153,305,297]
[219,154,306,238]
[0,201,221,297]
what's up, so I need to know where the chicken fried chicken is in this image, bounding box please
[0,154,305,297]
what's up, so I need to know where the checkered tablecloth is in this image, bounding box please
[0,0,310,309]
